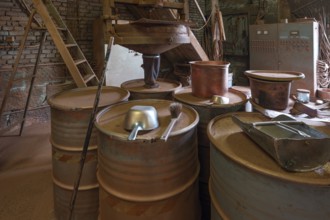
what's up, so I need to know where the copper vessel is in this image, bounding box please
[190,61,230,98]
[245,70,305,110]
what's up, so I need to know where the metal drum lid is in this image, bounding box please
[207,112,330,185]
[95,99,199,140]
[48,86,130,110]
[121,78,181,94]
[173,86,247,108]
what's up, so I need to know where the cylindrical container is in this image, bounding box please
[296,88,310,103]
[317,88,330,101]
[245,70,305,110]
[249,78,291,110]
[48,86,130,220]
[46,80,76,100]
[173,87,247,220]
[208,112,330,220]
[95,99,200,220]
[190,61,230,98]
[121,78,181,100]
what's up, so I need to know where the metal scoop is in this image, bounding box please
[124,105,159,141]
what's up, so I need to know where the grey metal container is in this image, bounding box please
[208,112,330,220]
[173,87,247,220]
[95,99,200,220]
[48,86,129,220]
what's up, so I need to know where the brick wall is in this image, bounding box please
[0,0,205,131]
[0,0,103,130]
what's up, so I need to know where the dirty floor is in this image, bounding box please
[0,121,55,220]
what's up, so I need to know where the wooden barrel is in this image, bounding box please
[173,87,247,220]
[48,86,129,220]
[207,112,330,220]
[95,99,200,220]
[121,78,181,100]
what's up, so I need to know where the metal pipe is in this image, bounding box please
[19,31,47,136]
[68,37,114,220]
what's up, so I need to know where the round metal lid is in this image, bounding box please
[95,99,199,141]
[121,78,181,93]
[207,112,330,186]
[245,70,305,81]
[48,86,130,110]
[173,87,247,108]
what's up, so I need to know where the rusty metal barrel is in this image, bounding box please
[95,99,200,220]
[207,112,330,220]
[48,86,129,220]
[173,87,247,220]
[121,78,181,100]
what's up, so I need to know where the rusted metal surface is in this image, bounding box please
[208,112,330,220]
[48,86,129,220]
[173,87,246,220]
[190,61,230,98]
[99,181,200,220]
[53,184,99,220]
[95,99,200,219]
[232,114,330,172]
[245,70,305,110]
[121,78,181,100]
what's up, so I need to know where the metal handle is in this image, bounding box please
[160,118,177,141]
[128,124,142,141]
[276,122,311,138]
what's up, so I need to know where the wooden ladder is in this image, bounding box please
[0,0,99,135]
[33,0,99,87]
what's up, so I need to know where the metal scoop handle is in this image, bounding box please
[160,118,178,141]
[128,124,143,141]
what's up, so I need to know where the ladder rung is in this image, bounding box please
[65,43,77,48]
[31,27,47,31]
[13,77,33,83]
[57,27,67,31]
[75,59,87,65]
[84,74,96,83]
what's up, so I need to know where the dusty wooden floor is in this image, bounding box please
[0,121,55,220]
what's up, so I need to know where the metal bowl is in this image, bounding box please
[124,105,159,140]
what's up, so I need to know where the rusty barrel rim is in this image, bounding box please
[50,139,98,151]
[95,99,199,141]
[121,78,182,94]
[207,112,330,186]
[173,87,247,108]
[190,60,230,68]
[48,86,130,111]
[97,167,200,202]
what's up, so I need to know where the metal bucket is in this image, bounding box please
[207,112,330,220]
[173,87,247,220]
[190,61,230,98]
[48,86,129,220]
[95,99,200,220]
[121,78,181,100]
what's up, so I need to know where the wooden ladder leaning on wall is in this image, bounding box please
[0,0,99,136]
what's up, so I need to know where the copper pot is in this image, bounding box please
[190,61,230,98]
